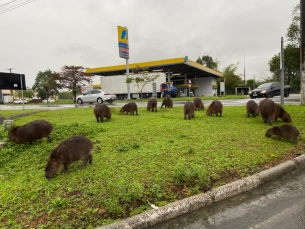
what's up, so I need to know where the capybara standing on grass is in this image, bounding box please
[206,100,223,117]
[265,124,300,145]
[147,97,157,112]
[45,135,94,179]
[7,120,53,144]
[120,102,138,115]
[161,97,173,109]
[184,102,195,120]
[94,104,111,122]
[246,100,259,117]
[193,97,204,110]
[259,99,291,125]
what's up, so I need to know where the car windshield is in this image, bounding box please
[257,82,273,89]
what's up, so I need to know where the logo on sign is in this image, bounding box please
[117,26,129,48]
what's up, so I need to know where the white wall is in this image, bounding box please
[196,77,217,96]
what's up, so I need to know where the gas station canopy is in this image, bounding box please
[86,56,223,79]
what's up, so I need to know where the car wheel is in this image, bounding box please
[77,99,83,105]
[284,91,289,97]
[97,98,103,104]
[269,93,273,98]
[250,96,253,99]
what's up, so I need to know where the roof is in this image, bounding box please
[86,56,223,79]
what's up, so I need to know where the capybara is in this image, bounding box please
[161,97,173,109]
[193,97,204,110]
[246,100,259,117]
[120,102,138,115]
[206,100,223,117]
[147,97,157,112]
[94,104,111,122]
[7,120,53,144]
[45,135,94,179]
[265,124,300,145]
[184,102,195,120]
[259,99,291,125]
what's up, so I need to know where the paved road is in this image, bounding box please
[151,168,305,229]
[0,94,301,111]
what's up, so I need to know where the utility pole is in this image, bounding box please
[280,37,284,108]
[301,0,305,105]
[244,54,246,86]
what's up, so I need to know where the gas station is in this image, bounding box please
[86,56,223,97]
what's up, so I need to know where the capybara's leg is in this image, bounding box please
[268,119,273,125]
[88,155,93,164]
[101,116,104,123]
[188,115,191,120]
[136,111,138,115]
[216,113,218,117]
[220,112,222,117]
[63,164,69,173]
[95,115,100,122]
[247,113,249,118]
[47,136,52,143]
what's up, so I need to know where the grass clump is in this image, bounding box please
[0,104,304,228]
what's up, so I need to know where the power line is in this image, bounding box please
[0,0,36,15]
[0,0,22,8]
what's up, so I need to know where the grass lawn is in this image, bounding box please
[0,105,304,228]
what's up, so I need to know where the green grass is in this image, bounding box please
[0,105,304,228]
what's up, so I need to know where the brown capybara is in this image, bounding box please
[45,135,94,179]
[94,104,111,122]
[120,102,138,115]
[265,124,300,145]
[147,97,157,112]
[246,100,259,117]
[193,97,204,110]
[184,102,195,120]
[7,120,53,144]
[161,97,173,109]
[206,100,223,117]
[259,99,291,125]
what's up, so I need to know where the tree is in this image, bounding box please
[196,55,218,70]
[220,64,243,94]
[32,69,60,101]
[13,87,35,99]
[58,66,94,102]
[286,4,300,47]
[126,67,159,99]
[268,44,300,85]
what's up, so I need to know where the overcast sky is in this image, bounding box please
[0,0,299,87]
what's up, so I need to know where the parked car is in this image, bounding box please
[76,89,117,105]
[13,99,27,104]
[249,82,291,99]
[42,98,55,103]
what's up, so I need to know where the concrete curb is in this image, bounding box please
[97,154,305,229]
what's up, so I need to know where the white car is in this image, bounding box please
[76,89,117,104]
[13,99,27,104]
[42,98,55,103]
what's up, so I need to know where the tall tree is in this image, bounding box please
[268,44,300,85]
[58,66,94,102]
[196,55,218,70]
[32,69,60,101]
[126,67,159,99]
[286,4,300,47]
[220,64,243,94]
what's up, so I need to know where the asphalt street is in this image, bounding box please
[150,168,305,229]
[0,94,301,111]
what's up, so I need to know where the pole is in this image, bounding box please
[244,54,246,86]
[280,37,284,108]
[301,0,305,105]
[20,74,24,110]
[126,58,131,100]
